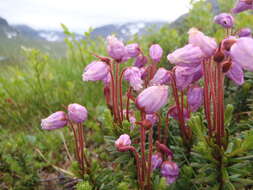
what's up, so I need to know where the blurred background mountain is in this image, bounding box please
[0,0,219,63]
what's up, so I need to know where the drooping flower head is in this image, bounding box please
[167,44,204,67]
[115,134,131,150]
[82,61,110,81]
[161,161,180,184]
[187,86,204,112]
[151,152,163,170]
[175,65,203,91]
[238,28,252,38]
[231,0,253,14]
[230,37,253,71]
[188,28,217,57]
[149,68,171,86]
[125,43,140,58]
[41,111,68,130]
[134,54,148,68]
[136,85,169,114]
[226,62,245,85]
[149,44,163,63]
[68,103,88,123]
[168,105,190,121]
[107,35,126,61]
[140,66,149,80]
[124,67,143,91]
[214,13,234,28]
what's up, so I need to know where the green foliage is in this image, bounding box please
[0,127,68,189]
[76,181,92,190]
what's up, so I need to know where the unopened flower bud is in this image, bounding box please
[140,67,148,80]
[167,44,204,67]
[149,44,163,63]
[82,61,110,81]
[136,86,169,114]
[68,103,88,123]
[107,35,126,61]
[231,37,253,71]
[115,134,131,150]
[161,161,179,184]
[214,13,234,28]
[149,68,171,86]
[152,152,163,170]
[134,54,148,68]
[226,62,244,85]
[187,86,204,112]
[175,65,203,91]
[238,28,252,38]
[188,28,217,57]
[41,111,68,130]
[124,67,143,91]
[232,0,253,14]
[126,43,140,57]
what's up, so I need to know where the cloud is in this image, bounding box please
[0,0,190,33]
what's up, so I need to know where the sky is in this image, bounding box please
[0,0,191,34]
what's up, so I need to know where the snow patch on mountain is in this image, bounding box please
[128,22,145,35]
[6,32,17,39]
[39,32,61,42]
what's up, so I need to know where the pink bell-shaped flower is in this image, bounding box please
[41,111,68,130]
[134,54,148,68]
[230,37,253,71]
[151,152,163,170]
[231,0,253,14]
[149,68,171,86]
[167,44,204,67]
[187,86,204,112]
[161,161,180,184]
[214,13,234,28]
[124,67,143,91]
[82,61,110,81]
[226,62,245,85]
[107,35,126,61]
[149,44,163,63]
[238,28,252,38]
[188,28,217,57]
[115,134,131,150]
[136,85,169,114]
[125,43,140,58]
[68,103,88,123]
[175,65,203,91]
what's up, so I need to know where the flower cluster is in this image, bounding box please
[41,1,253,188]
[41,104,91,177]
[41,103,88,130]
[152,141,179,184]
